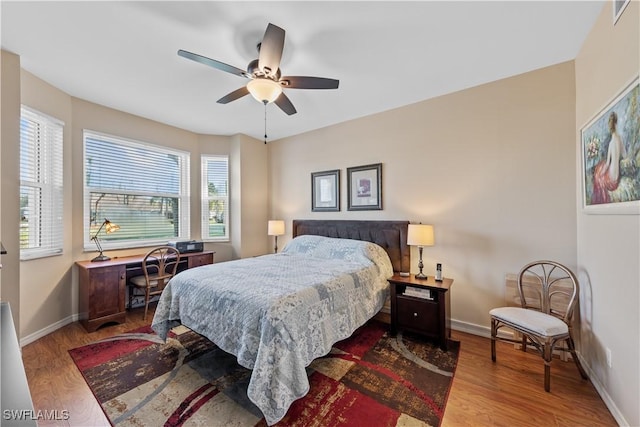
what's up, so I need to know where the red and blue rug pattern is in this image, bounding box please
[69,321,459,426]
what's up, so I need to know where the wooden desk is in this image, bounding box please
[388,274,454,350]
[76,250,214,332]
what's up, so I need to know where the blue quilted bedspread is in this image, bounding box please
[151,235,393,425]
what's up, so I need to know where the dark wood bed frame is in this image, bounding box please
[292,219,410,274]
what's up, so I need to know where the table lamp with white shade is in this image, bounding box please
[268,220,285,253]
[407,223,434,279]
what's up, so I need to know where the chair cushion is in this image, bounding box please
[490,306,568,337]
[130,275,161,288]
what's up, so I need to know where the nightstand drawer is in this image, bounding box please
[396,295,439,334]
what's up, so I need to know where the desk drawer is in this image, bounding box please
[188,252,214,268]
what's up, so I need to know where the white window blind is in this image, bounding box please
[201,155,229,241]
[19,106,64,260]
[83,131,190,250]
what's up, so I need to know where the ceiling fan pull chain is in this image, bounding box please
[264,101,268,144]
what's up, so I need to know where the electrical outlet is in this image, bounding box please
[129,297,146,309]
[128,296,160,309]
[606,348,612,368]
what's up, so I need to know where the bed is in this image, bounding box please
[151,219,409,425]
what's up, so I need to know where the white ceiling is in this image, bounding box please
[1,1,604,142]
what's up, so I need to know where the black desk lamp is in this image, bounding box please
[91,219,120,262]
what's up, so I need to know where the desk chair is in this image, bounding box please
[490,260,588,391]
[129,246,181,321]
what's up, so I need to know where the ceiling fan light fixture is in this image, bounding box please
[179,23,338,116]
[247,78,282,104]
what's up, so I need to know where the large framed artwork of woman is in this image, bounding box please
[581,76,640,214]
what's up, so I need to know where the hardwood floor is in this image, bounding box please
[21,307,617,426]
[443,329,616,427]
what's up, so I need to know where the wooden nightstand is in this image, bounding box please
[388,274,454,350]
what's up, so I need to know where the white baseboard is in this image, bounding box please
[451,318,492,338]
[20,313,79,347]
[19,295,157,347]
[576,353,627,426]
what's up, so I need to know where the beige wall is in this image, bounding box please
[0,50,22,330]
[18,71,74,336]
[232,134,269,258]
[269,61,578,331]
[575,1,639,425]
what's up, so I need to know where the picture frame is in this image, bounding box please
[311,169,340,212]
[580,76,640,214]
[347,163,382,211]
[613,0,630,24]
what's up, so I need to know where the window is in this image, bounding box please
[19,106,64,260]
[83,131,190,250]
[201,155,229,241]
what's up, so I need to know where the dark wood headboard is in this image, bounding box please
[292,220,410,273]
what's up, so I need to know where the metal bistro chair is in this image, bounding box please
[490,260,588,392]
[129,246,181,321]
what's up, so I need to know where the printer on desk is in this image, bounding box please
[168,240,204,253]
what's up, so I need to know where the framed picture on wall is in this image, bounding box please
[347,163,382,210]
[580,76,640,214]
[311,169,340,212]
[613,0,630,24]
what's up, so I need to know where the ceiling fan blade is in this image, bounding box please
[274,92,297,115]
[258,23,285,77]
[178,49,248,78]
[217,86,250,104]
[280,76,339,89]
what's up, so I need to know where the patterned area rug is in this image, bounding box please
[69,320,459,427]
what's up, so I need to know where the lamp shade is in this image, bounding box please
[104,220,120,234]
[268,220,285,236]
[247,78,283,103]
[407,224,434,246]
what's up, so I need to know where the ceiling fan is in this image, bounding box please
[178,23,339,116]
